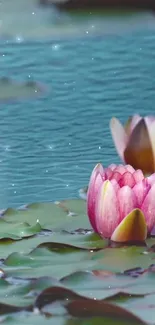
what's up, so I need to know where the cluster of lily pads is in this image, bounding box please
[0,114,155,324]
[0,198,155,325]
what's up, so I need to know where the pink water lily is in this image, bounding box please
[87,163,155,242]
[110,115,155,174]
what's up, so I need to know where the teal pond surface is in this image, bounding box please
[1,4,155,325]
[0,2,155,208]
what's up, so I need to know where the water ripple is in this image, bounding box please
[0,11,154,207]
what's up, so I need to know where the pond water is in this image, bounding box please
[0,1,155,208]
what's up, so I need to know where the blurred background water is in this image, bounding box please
[0,0,155,208]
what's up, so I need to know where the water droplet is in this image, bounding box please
[5,145,10,151]
[16,36,23,43]
[52,44,60,51]
[33,307,39,315]
[47,145,54,150]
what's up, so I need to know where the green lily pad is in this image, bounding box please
[0,77,45,102]
[2,199,90,233]
[0,219,42,240]
[0,276,60,307]
[2,244,96,279]
[0,198,154,325]
[91,246,153,272]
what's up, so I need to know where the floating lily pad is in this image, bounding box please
[0,198,154,324]
[0,77,45,102]
[0,218,42,240]
[2,199,91,234]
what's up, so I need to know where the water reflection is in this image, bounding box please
[0,0,155,40]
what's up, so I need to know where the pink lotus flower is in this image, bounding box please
[87,163,155,242]
[110,115,155,175]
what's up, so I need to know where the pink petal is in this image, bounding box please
[145,119,155,171]
[108,164,117,171]
[105,164,118,179]
[113,165,128,175]
[87,164,104,232]
[105,168,113,180]
[118,171,136,188]
[124,165,135,173]
[95,181,120,238]
[144,116,155,127]
[124,118,154,174]
[110,118,128,161]
[129,114,142,134]
[147,173,155,185]
[110,179,120,193]
[109,171,122,182]
[133,169,145,183]
[117,186,137,222]
[133,180,151,207]
[141,183,155,233]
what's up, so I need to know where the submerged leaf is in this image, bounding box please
[0,77,45,102]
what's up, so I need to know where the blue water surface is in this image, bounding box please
[0,8,155,208]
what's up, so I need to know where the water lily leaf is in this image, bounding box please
[0,232,107,262]
[0,77,45,102]
[65,317,144,325]
[34,286,146,324]
[2,200,90,233]
[0,313,140,325]
[0,219,42,240]
[60,267,155,299]
[35,286,83,310]
[91,246,153,272]
[32,233,107,251]
[115,293,155,324]
[0,302,30,315]
[2,244,96,279]
[0,197,154,325]
[67,299,146,324]
[0,276,59,307]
